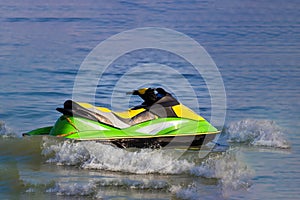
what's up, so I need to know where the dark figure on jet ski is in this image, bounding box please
[131,87,177,108]
[128,88,180,125]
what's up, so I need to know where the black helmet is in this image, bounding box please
[132,88,157,106]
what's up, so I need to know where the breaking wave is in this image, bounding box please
[225,119,290,149]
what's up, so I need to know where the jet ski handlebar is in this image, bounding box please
[126,87,170,106]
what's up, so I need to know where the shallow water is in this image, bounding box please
[0,0,299,199]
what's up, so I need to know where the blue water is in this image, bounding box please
[0,0,299,199]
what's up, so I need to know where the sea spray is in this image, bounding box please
[0,121,16,138]
[189,149,254,197]
[42,139,90,166]
[171,150,254,199]
[170,184,206,200]
[225,119,290,149]
[42,138,194,174]
[41,137,254,199]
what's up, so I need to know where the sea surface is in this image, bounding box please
[0,0,299,199]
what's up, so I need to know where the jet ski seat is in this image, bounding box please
[56,95,181,129]
[57,100,131,129]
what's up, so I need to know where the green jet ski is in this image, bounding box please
[24,88,220,149]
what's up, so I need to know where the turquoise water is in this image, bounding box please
[0,0,299,199]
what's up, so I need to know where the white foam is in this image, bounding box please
[97,178,169,190]
[0,121,16,138]
[189,149,254,197]
[42,138,194,174]
[225,119,290,149]
[22,170,169,198]
[25,188,35,193]
[42,138,254,199]
[46,182,97,196]
[42,138,91,166]
[170,184,206,200]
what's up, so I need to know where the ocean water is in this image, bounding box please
[0,0,299,199]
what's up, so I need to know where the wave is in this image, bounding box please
[224,119,290,149]
[46,182,97,196]
[39,137,253,199]
[43,179,170,197]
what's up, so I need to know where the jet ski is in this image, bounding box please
[23,88,220,149]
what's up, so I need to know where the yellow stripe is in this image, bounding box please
[114,108,146,118]
[77,102,93,109]
[77,102,111,112]
[172,104,205,121]
[65,116,80,132]
[57,131,77,137]
[77,101,145,118]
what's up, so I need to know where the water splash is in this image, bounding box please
[225,119,290,149]
[42,137,194,174]
[170,150,254,199]
[189,149,253,198]
[170,184,206,200]
[0,121,16,138]
[41,137,254,199]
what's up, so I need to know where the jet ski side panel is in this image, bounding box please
[49,115,118,137]
[57,116,219,140]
